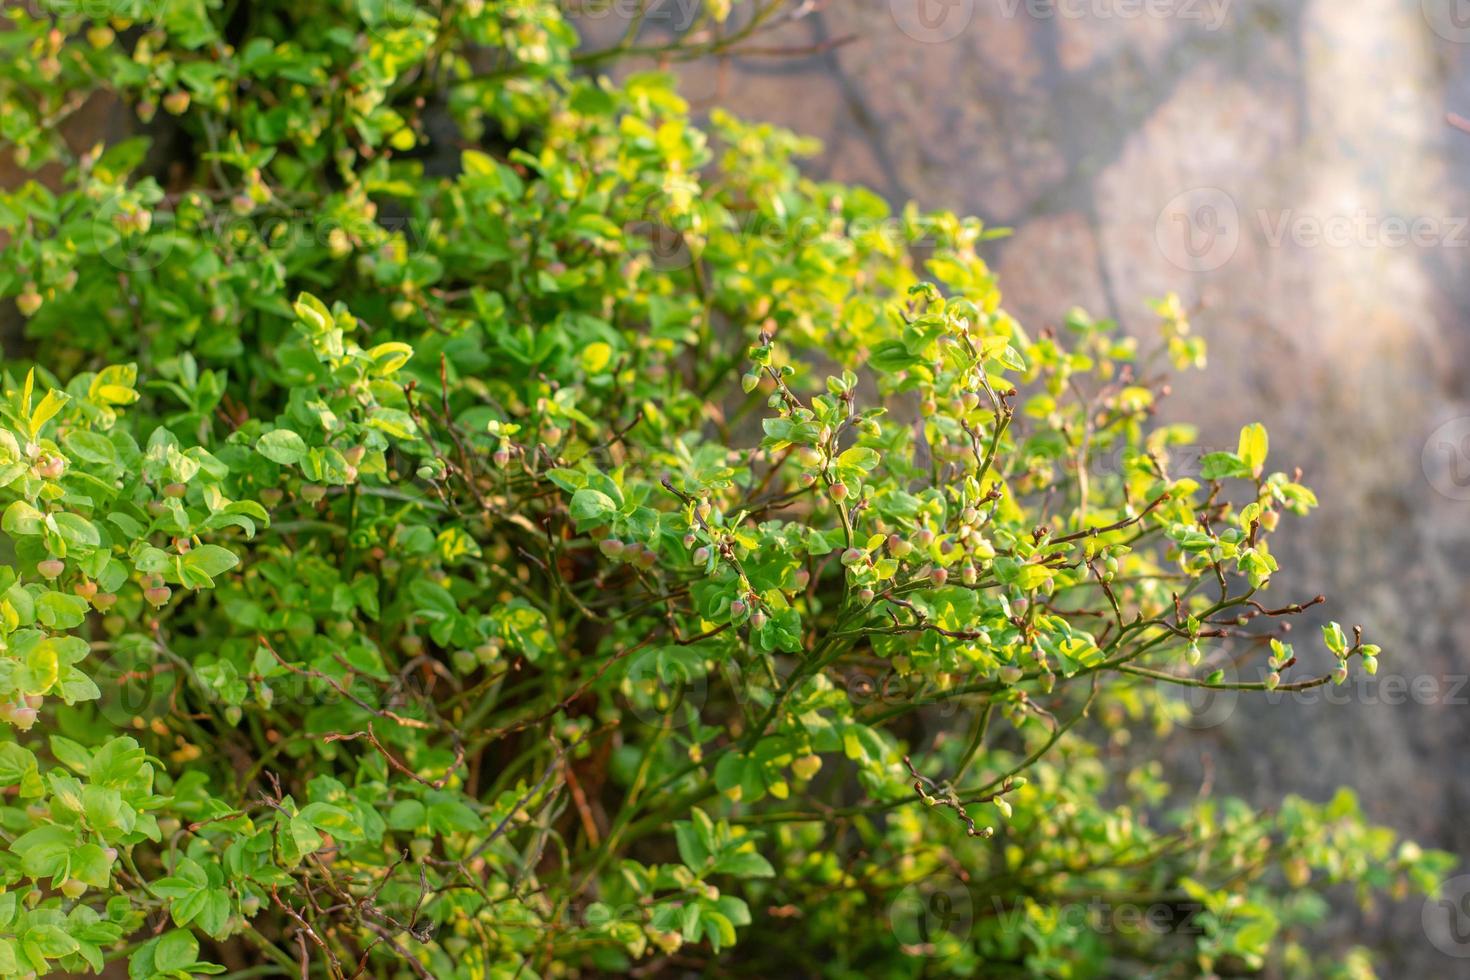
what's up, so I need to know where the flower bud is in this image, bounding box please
[750,610,767,630]
[599,538,625,559]
[857,588,875,604]
[730,599,747,618]
[840,548,864,566]
[692,546,710,565]
[34,454,65,479]
[929,567,948,586]
[16,287,42,318]
[830,481,849,502]
[1362,655,1379,676]
[1265,671,1280,690]
[887,534,912,558]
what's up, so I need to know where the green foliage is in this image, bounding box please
[0,1,1451,977]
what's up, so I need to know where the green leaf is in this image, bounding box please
[1199,452,1248,481]
[569,487,618,526]
[184,544,239,579]
[256,429,309,466]
[711,850,775,879]
[29,389,69,438]
[1237,423,1268,478]
[152,930,199,972]
[292,293,332,333]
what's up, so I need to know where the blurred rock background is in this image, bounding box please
[584,0,1470,970]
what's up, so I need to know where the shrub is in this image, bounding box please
[0,1,1452,977]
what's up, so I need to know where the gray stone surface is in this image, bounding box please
[590,0,1470,969]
